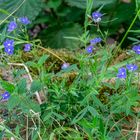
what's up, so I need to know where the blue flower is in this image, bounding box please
[90,37,102,45]
[24,44,31,52]
[92,11,102,23]
[4,46,14,55]
[3,39,14,55]
[117,67,127,79]
[1,91,10,100]
[126,64,138,71]
[61,63,70,70]
[8,21,17,32]
[85,45,94,54]
[19,17,30,25]
[132,45,140,54]
[3,39,14,47]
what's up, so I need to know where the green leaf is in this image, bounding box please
[38,54,49,66]
[17,78,27,94]
[8,95,20,110]
[47,0,62,10]
[65,0,86,9]
[52,112,65,120]
[87,106,99,117]
[72,107,88,124]
[31,129,39,140]
[15,125,20,137]
[65,0,116,9]
[93,0,117,8]
[30,80,42,93]
[42,23,83,48]
[26,61,38,68]
[0,80,15,93]
[0,0,43,21]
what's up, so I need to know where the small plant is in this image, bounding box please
[0,0,140,140]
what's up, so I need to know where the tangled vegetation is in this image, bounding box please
[0,0,140,140]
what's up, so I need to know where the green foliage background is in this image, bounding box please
[0,0,139,48]
[0,1,140,139]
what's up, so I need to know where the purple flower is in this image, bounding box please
[4,46,14,55]
[92,11,102,23]
[8,21,17,32]
[24,44,31,52]
[3,39,14,47]
[117,67,127,79]
[61,63,70,70]
[90,37,102,45]
[1,91,10,100]
[132,45,140,54]
[19,17,30,25]
[126,64,138,71]
[86,45,94,53]
[3,39,14,55]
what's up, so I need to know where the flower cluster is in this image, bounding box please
[3,17,31,55]
[85,11,103,54]
[85,37,102,54]
[92,11,102,23]
[3,39,14,55]
[117,64,138,79]
[90,37,102,45]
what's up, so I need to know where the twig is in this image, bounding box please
[30,110,42,140]
[38,46,66,63]
[107,116,125,136]
[26,115,29,140]
[7,62,42,104]
[135,121,140,140]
